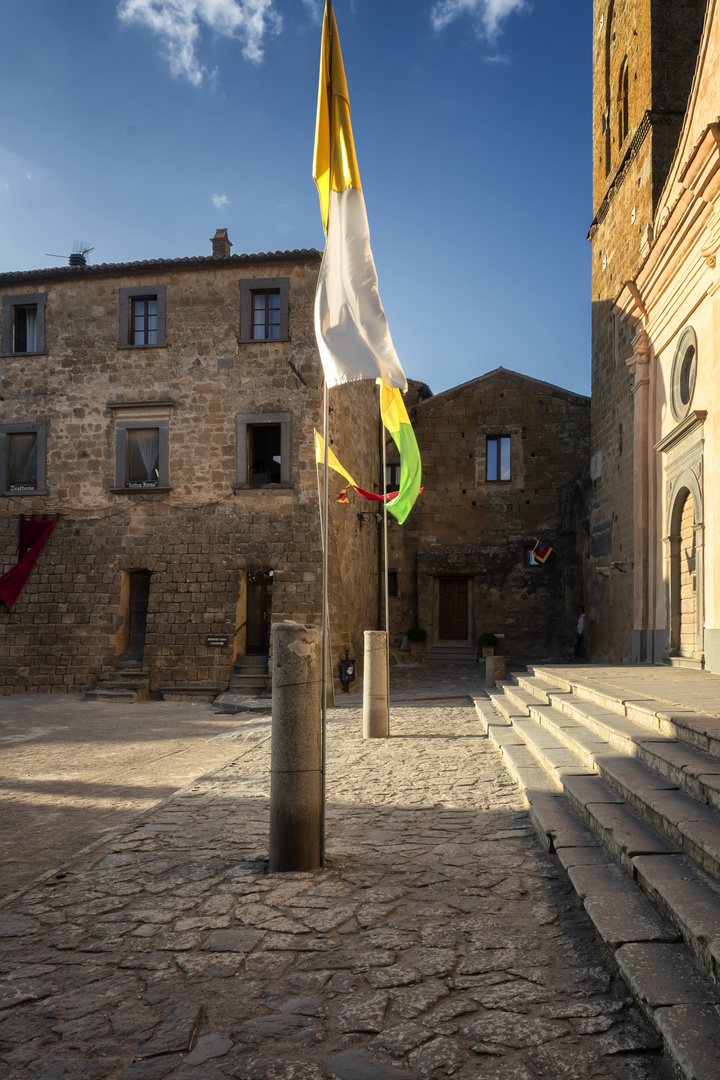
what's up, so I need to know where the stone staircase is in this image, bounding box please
[475,664,720,1078]
[425,642,478,664]
[227,654,269,695]
[84,662,150,703]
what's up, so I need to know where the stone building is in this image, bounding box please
[0,231,380,696]
[613,0,720,672]
[383,369,590,664]
[588,0,707,661]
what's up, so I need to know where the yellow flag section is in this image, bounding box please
[314,429,358,489]
[312,2,407,392]
[380,380,422,525]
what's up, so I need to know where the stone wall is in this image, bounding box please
[588,0,706,661]
[0,247,380,693]
[386,369,590,664]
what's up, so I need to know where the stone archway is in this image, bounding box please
[667,481,704,666]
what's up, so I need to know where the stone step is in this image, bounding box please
[509,672,720,841]
[84,689,137,702]
[530,665,720,759]
[474,692,720,1077]
[229,674,268,690]
[479,692,720,969]
[95,679,147,691]
[158,685,218,702]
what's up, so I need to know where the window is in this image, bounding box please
[252,291,281,340]
[487,436,511,481]
[388,570,399,598]
[248,423,281,484]
[525,547,540,567]
[125,428,160,487]
[131,297,158,345]
[670,327,698,421]
[108,402,173,493]
[239,278,289,343]
[118,286,166,348]
[235,412,291,488]
[2,293,46,355]
[386,462,401,493]
[0,422,47,495]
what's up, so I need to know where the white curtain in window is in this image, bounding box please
[126,428,159,484]
[25,307,37,352]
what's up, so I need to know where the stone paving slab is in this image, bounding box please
[0,693,670,1080]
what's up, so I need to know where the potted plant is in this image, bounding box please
[478,632,498,658]
[407,627,428,655]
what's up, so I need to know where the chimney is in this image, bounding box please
[211,228,232,258]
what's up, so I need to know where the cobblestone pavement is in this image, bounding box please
[0,697,259,898]
[0,686,670,1079]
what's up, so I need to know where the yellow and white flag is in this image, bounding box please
[313,3,407,392]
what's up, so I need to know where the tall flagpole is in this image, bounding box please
[319,0,333,868]
[381,390,390,737]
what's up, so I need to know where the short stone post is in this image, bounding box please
[269,621,322,872]
[485,654,506,687]
[363,630,388,739]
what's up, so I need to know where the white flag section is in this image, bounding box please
[313,4,407,393]
[314,188,407,391]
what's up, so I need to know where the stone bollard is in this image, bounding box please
[363,630,388,739]
[269,622,322,872]
[485,654,506,688]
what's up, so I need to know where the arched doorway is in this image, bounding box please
[668,483,704,666]
[678,492,697,659]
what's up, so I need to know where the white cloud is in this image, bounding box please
[212,192,231,208]
[431,0,528,41]
[300,0,323,23]
[117,0,282,85]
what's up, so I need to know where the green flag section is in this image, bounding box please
[380,380,422,525]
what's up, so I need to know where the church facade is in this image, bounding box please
[588,0,709,664]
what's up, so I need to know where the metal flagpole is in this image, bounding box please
[381,387,390,737]
[319,0,333,868]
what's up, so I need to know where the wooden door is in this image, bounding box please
[125,570,151,663]
[438,577,469,640]
[247,570,272,654]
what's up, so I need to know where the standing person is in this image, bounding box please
[574,606,585,661]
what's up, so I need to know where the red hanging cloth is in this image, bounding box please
[0,514,59,609]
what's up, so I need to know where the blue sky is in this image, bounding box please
[0,0,591,396]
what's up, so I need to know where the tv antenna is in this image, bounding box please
[45,241,95,267]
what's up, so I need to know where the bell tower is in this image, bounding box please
[587,0,706,662]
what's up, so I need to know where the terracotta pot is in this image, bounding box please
[481,646,495,657]
[410,641,424,654]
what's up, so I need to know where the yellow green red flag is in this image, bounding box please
[380,380,422,525]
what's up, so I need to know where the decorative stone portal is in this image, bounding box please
[679,492,698,660]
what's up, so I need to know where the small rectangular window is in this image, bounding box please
[248,423,282,485]
[386,463,401,494]
[487,435,511,481]
[118,286,166,348]
[2,293,46,355]
[13,305,38,353]
[252,291,281,340]
[7,432,38,491]
[239,278,289,343]
[125,428,160,488]
[0,422,47,495]
[131,297,158,345]
[388,570,399,598]
[525,547,539,567]
[235,412,291,489]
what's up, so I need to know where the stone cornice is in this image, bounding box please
[655,410,707,454]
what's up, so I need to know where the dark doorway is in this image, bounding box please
[438,577,469,641]
[125,570,151,663]
[247,570,273,654]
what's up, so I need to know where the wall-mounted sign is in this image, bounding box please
[205,636,229,647]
